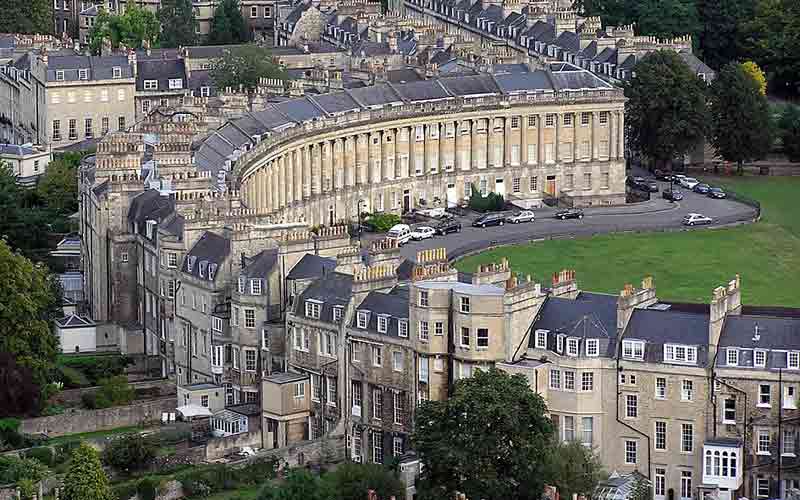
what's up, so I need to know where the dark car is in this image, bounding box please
[472,213,506,228]
[663,188,684,201]
[554,208,584,220]
[693,183,711,194]
[435,218,463,235]
[654,169,674,182]
[708,187,727,199]
[627,176,645,188]
[642,179,659,192]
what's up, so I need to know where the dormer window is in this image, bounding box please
[78,69,88,80]
[586,339,599,357]
[377,315,389,334]
[168,78,183,89]
[754,349,767,367]
[187,255,196,271]
[199,261,207,278]
[535,330,547,349]
[727,348,739,366]
[305,300,321,319]
[664,343,696,364]
[357,311,369,329]
[55,70,65,81]
[788,352,800,369]
[556,334,564,353]
[622,340,645,360]
[566,338,579,356]
[250,279,262,295]
[332,306,343,323]
[419,290,428,307]
[238,277,246,294]
[208,263,217,280]
[144,80,158,90]
[398,320,408,338]
[112,67,121,78]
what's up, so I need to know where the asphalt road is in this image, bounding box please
[365,180,759,262]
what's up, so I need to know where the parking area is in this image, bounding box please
[363,179,758,262]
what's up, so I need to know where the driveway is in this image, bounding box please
[362,180,758,262]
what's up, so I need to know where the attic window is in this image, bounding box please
[357,311,369,329]
[398,320,408,338]
[585,339,599,357]
[208,263,217,280]
[789,352,800,370]
[332,306,343,323]
[112,67,121,79]
[78,69,89,80]
[199,261,208,278]
[622,340,645,360]
[305,300,321,319]
[187,255,196,271]
[55,70,65,81]
[566,338,579,356]
[251,279,262,295]
[377,315,389,334]
[664,343,697,364]
[144,80,158,90]
[238,277,246,294]
[168,78,183,89]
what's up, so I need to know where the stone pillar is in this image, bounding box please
[521,115,528,165]
[609,112,616,160]
[265,163,273,212]
[303,146,312,198]
[286,152,294,205]
[439,122,445,172]
[294,150,302,201]
[423,124,429,175]
[617,110,625,160]
[278,156,286,208]
[402,128,411,178]
[325,140,334,192]
[485,118,491,169]
[504,116,511,166]
[592,112,598,160]
[538,114,544,165]
[470,119,478,170]
[573,114,579,162]
[311,144,321,195]
[554,113,560,163]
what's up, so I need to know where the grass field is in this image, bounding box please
[456,175,800,307]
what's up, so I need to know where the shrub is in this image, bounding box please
[102,433,157,472]
[17,478,36,500]
[153,424,191,445]
[176,464,237,497]
[235,457,279,485]
[468,183,505,212]
[40,405,65,416]
[54,441,81,465]
[24,447,54,467]
[58,366,90,389]
[136,476,162,500]
[85,376,135,409]
[364,213,401,232]
[0,456,50,484]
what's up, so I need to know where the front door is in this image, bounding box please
[495,178,505,197]
[403,190,411,213]
[446,183,457,207]
[545,175,556,197]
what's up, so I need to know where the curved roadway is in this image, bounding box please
[377,182,759,262]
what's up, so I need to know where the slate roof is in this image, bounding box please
[127,189,176,226]
[350,290,410,338]
[183,231,231,281]
[550,64,614,90]
[241,248,278,279]
[594,47,617,64]
[493,72,553,93]
[56,314,95,328]
[555,31,580,53]
[624,308,710,365]
[679,51,715,78]
[351,40,393,57]
[439,74,499,96]
[295,272,354,323]
[578,41,598,59]
[530,292,618,356]
[386,68,424,84]
[390,80,451,101]
[136,58,186,92]
[717,315,800,371]
[183,45,248,59]
[0,144,37,156]
[46,55,133,82]
[311,91,361,114]
[286,253,337,280]
[264,372,308,384]
[187,70,216,97]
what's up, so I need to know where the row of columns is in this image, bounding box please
[244,110,624,214]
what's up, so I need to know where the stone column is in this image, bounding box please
[294,150,302,201]
[573,114,579,162]
[278,156,286,208]
[554,113,560,163]
[265,163,273,212]
[439,122,446,172]
[259,169,267,210]
[537,114,544,165]
[592,112,598,160]
[303,146,312,198]
[485,118,491,168]
[423,124,429,175]
[287,152,295,205]
[521,115,528,165]
[504,116,511,166]
[311,144,320,195]
[609,112,616,160]
[617,110,625,160]
[471,119,478,170]
[325,140,334,192]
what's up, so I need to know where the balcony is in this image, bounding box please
[703,439,743,491]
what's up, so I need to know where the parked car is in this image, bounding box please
[555,208,584,220]
[472,213,507,228]
[415,207,447,218]
[683,213,713,226]
[672,174,687,185]
[627,176,645,187]
[506,210,535,224]
[435,219,462,235]
[679,177,700,189]
[410,226,436,240]
[693,183,711,194]
[654,170,674,181]
[708,187,727,199]
[628,176,659,192]
[386,224,412,246]
[662,189,684,201]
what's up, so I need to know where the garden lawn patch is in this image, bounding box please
[457,176,800,307]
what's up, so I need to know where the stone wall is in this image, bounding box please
[0,484,18,500]
[205,429,263,460]
[257,434,346,468]
[20,397,175,437]
[50,379,175,407]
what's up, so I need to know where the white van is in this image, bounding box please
[386,224,412,246]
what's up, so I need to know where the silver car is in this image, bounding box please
[506,210,535,224]
[683,213,713,226]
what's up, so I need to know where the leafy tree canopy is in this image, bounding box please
[696,0,753,70]
[0,353,41,417]
[210,45,287,91]
[89,5,160,54]
[0,238,61,392]
[321,463,405,500]
[544,441,606,500]
[778,105,800,162]
[0,0,52,35]
[102,433,157,471]
[573,0,697,39]
[258,469,330,500]
[62,443,114,500]
[740,0,800,93]
[207,0,249,45]
[158,0,198,48]
[741,61,768,95]
[624,50,710,169]
[37,158,79,215]
[412,368,554,500]
[709,62,773,169]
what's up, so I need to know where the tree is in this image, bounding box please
[88,5,160,54]
[210,45,287,91]
[779,105,800,162]
[696,0,752,70]
[322,463,405,500]
[62,443,114,500]
[741,61,768,95]
[0,455,50,484]
[0,163,51,255]
[0,353,41,417]
[412,368,554,500]
[0,0,52,35]
[0,239,61,393]
[37,159,79,215]
[207,0,249,45]
[258,469,330,500]
[158,0,198,48]
[624,50,711,170]
[628,473,653,500]
[634,0,699,40]
[740,0,800,93]
[709,62,773,172]
[102,433,157,471]
[544,441,605,500]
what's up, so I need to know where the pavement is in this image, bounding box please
[362,178,759,263]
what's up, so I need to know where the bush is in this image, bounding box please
[468,183,505,212]
[54,442,81,465]
[102,433,157,472]
[235,457,279,485]
[153,424,192,445]
[40,405,65,416]
[0,456,50,484]
[59,355,133,387]
[136,476,162,500]
[24,447,54,467]
[176,464,237,497]
[0,419,46,451]
[364,213,401,232]
[84,376,135,409]
[58,366,90,389]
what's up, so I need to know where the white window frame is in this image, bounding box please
[581,371,594,391]
[727,348,739,366]
[682,380,694,401]
[624,440,637,465]
[622,340,644,360]
[392,351,403,372]
[144,79,158,90]
[757,429,770,455]
[754,349,767,367]
[789,351,800,369]
[723,397,736,423]
[535,330,547,349]
[250,279,262,295]
[655,420,667,451]
[377,315,388,333]
[460,296,470,313]
[625,394,638,418]
[585,339,599,356]
[757,478,770,497]
[168,78,183,90]
[681,423,694,453]
[212,316,223,332]
[372,346,383,367]
[244,308,256,329]
[305,300,321,319]
[566,338,579,356]
[759,384,771,407]
[398,320,408,338]
[655,377,667,399]
[549,369,561,390]
[357,311,369,329]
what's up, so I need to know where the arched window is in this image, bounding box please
[722,451,729,476]
[730,453,737,477]
[705,450,712,475]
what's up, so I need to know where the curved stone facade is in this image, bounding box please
[230,72,627,226]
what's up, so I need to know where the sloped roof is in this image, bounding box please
[287,253,337,280]
[183,231,231,280]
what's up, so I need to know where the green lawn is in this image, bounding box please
[456,175,800,306]
[45,425,146,445]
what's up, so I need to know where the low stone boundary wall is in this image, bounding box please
[50,379,175,407]
[20,397,175,437]
[205,430,262,460]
